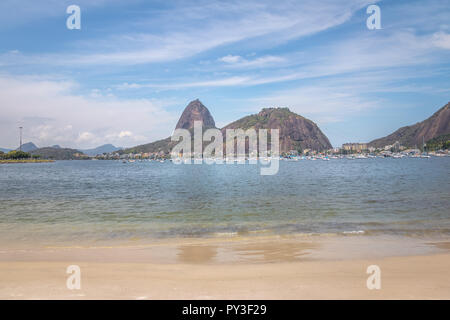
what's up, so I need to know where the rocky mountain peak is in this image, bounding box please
[175,99,216,130]
[222,107,332,152]
[369,101,450,148]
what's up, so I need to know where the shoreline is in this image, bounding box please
[1,234,449,299]
[1,233,449,262]
[0,159,54,164]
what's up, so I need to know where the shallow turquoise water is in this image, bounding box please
[0,158,449,245]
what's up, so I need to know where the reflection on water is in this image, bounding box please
[429,241,450,250]
[233,242,318,263]
[176,241,318,264]
[177,245,218,264]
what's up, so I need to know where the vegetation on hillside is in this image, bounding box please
[426,134,450,150]
[370,102,449,148]
[30,147,89,160]
[222,107,332,152]
[225,108,293,130]
[0,150,52,163]
[0,150,40,160]
[122,137,172,155]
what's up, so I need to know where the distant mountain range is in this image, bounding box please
[123,99,332,154]
[80,144,122,156]
[1,142,39,153]
[19,142,39,152]
[29,144,122,159]
[3,101,448,156]
[29,147,87,160]
[0,142,121,159]
[369,102,450,148]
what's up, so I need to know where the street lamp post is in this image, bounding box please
[19,127,23,151]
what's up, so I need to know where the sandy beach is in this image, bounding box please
[1,235,449,299]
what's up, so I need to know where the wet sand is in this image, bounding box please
[1,235,449,299]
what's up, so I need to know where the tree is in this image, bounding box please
[5,150,31,159]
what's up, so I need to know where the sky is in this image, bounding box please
[0,0,449,149]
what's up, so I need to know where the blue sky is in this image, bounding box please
[0,0,449,149]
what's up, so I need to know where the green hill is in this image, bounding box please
[30,147,88,160]
[222,107,332,152]
[370,102,450,148]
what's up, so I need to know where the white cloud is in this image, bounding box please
[432,32,450,49]
[219,55,243,64]
[1,0,448,150]
[0,0,374,67]
[246,67,446,125]
[0,74,177,149]
[116,27,450,91]
[250,85,378,124]
[77,131,95,143]
[118,130,132,138]
[218,55,285,68]
[0,0,135,28]
[118,76,252,90]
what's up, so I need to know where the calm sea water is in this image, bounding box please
[0,158,449,245]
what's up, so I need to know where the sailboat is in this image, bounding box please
[421,136,431,158]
